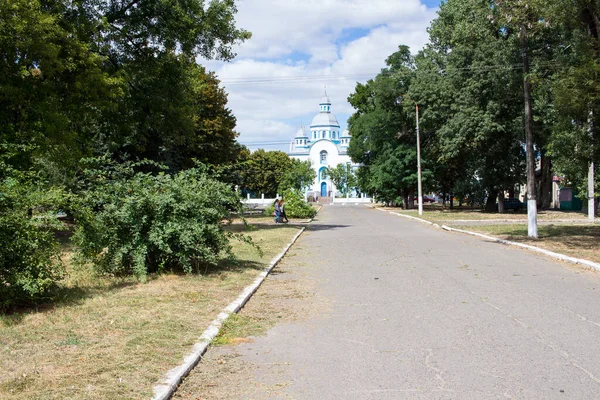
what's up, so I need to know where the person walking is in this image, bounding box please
[279,198,289,223]
[274,198,281,224]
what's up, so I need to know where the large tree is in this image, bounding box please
[347,46,432,207]
[408,0,526,211]
[241,150,293,198]
[0,0,250,182]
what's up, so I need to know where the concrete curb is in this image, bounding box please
[440,225,600,272]
[306,205,323,223]
[380,208,600,273]
[151,227,306,400]
[376,208,441,229]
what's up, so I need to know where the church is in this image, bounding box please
[288,92,356,199]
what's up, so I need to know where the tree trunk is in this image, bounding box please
[521,24,538,238]
[408,188,415,209]
[485,188,496,212]
[498,191,505,213]
[449,192,454,209]
[402,190,410,209]
[539,151,552,210]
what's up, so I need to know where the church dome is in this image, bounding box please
[295,127,308,137]
[311,112,340,127]
[341,129,351,136]
[311,89,340,128]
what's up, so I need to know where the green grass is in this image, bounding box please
[0,223,301,400]
[455,224,600,264]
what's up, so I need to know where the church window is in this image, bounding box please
[320,169,328,180]
[320,150,328,164]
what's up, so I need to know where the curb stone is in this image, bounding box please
[380,208,600,273]
[440,225,600,272]
[306,204,323,223]
[151,227,306,400]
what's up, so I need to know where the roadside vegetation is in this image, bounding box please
[347,0,599,214]
[0,223,301,400]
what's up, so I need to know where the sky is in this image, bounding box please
[202,0,442,152]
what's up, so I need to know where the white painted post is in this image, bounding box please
[589,161,595,222]
[247,193,250,200]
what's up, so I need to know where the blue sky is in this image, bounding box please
[204,0,442,152]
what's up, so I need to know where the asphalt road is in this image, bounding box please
[202,205,600,399]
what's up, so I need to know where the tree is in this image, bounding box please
[0,0,251,183]
[279,159,316,193]
[408,0,526,211]
[241,150,292,197]
[327,164,357,197]
[548,1,600,218]
[347,46,431,208]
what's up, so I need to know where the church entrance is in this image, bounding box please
[321,182,327,197]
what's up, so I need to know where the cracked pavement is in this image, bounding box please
[180,205,600,399]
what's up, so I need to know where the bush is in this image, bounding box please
[0,178,65,311]
[72,159,249,281]
[281,190,317,219]
[264,204,275,217]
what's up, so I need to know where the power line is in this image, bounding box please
[218,61,565,86]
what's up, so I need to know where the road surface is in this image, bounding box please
[176,205,600,399]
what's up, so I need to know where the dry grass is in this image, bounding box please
[455,224,600,264]
[384,207,589,222]
[173,239,327,400]
[0,224,301,400]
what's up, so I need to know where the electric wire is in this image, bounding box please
[219,61,567,86]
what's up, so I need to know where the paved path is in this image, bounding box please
[192,205,600,399]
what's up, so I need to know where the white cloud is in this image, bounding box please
[206,0,439,151]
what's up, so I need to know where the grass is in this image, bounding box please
[384,206,589,223]
[0,223,301,400]
[454,224,600,264]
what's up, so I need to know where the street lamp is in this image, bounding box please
[400,96,423,216]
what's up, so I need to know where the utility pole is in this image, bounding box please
[589,111,595,222]
[521,24,538,238]
[398,95,423,215]
[589,162,595,221]
[416,104,423,216]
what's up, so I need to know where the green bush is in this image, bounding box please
[0,177,65,311]
[264,204,275,217]
[72,159,249,281]
[281,190,317,219]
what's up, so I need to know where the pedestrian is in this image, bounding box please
[273,198,281,223]
[279,198,289,223]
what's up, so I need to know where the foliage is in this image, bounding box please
[281,190,317,219]
[0,0,250,183]
[241,150,292,197]
[72,157,250,281]
[0,151,66,310]
[327,164,357,197]
[347,45,432,207]
[279,159,316,193]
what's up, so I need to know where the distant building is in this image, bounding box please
[288,91,356,198]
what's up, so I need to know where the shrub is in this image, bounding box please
[0,177,65,311]
[264,204,275,217]
[281,189,316,219]
[72,159,250,281]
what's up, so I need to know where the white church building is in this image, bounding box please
[288,92,358,199]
